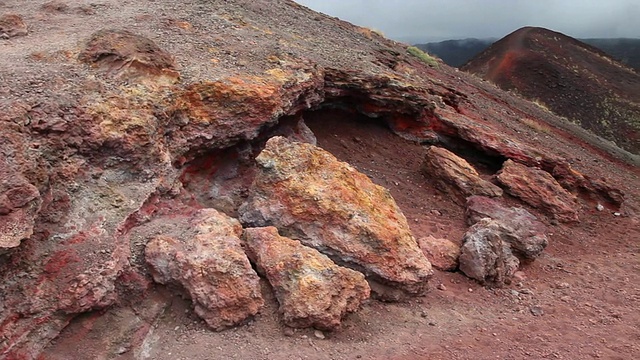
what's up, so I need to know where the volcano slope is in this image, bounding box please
[462,26,640,156]
[1,1,640,360]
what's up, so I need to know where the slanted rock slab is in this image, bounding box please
[240,136,432,299]
[145,209,264,330]
[497,160,579,222]
[422,146,503,199]
[418,236,461,271]
[244,226,370,330]
[466,195,548,258]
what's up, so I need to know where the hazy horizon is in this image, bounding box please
[294,0,640,44]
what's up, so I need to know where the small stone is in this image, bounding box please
[468,288,474,292]
[530,306,544,316]
[436,283,447,291]
[115,347,128,355]
[431,209,442,216]
[420,311,428,318]
[613,212,621,217]
[428,322,436,326]
[174,326,180,331]
[314,330,325,339]
[596,203,604,211]
[519,288,534,295]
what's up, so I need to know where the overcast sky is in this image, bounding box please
[295,0,640,43]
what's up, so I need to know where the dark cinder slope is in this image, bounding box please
[462,26,640,154]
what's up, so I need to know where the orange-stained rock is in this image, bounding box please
[497,160,579,222]
[167,66,324,163]
[78,29,179,84]
[459,218,520,285]
[422,146,503,199]
[0,14,27,38]
[145,209,263,330]
[240,136,433,299]
[243,227,370,330]
[417,236,461,271]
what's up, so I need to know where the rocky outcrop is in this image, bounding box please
[0,14,28,38]
[78,29,179,84]
[497,160,579,222]
[240,136,433,299]
[144,209,264,330]
[422,146,503,199]
[459,219,521,285]
[417,236,460,271]
[243,227,370,330]
[466,196,548,259]
[0,158,41,255]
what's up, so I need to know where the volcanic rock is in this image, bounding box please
[240,136,433,299]
[0,14,27,38]
[144,209,264,330]
[78,29,179,83]
[417,236,461,271]
[459,219,521,285]
[422,146,503,199]
[243,227,370,330]
[466,196,548,258]
[0,156,41,254]
[497,160,579,222]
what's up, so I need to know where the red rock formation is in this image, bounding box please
[422,146,503,199]
[497,160,579,222]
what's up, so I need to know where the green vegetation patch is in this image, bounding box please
[407,46,439,67]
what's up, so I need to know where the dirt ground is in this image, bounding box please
[50,111,639,360]
[2,1,638,359]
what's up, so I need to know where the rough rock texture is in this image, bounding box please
[0,157,41,254]
[0,0,637,358]
[497,160,580,222]
[459,219,521,285]
[417,236,461,271]
[78,29,179,84]
[422,146,503,199]
[466,196,548,259]
[240,136,433,298]
[144,209,264,330]
[0,14,27,38]
[243,227,370,330]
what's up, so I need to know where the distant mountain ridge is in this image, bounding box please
[416,37,640,71]
[461,27,640,154]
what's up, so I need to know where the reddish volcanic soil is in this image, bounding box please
[1,1,638,359]
[47,110,640,360]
